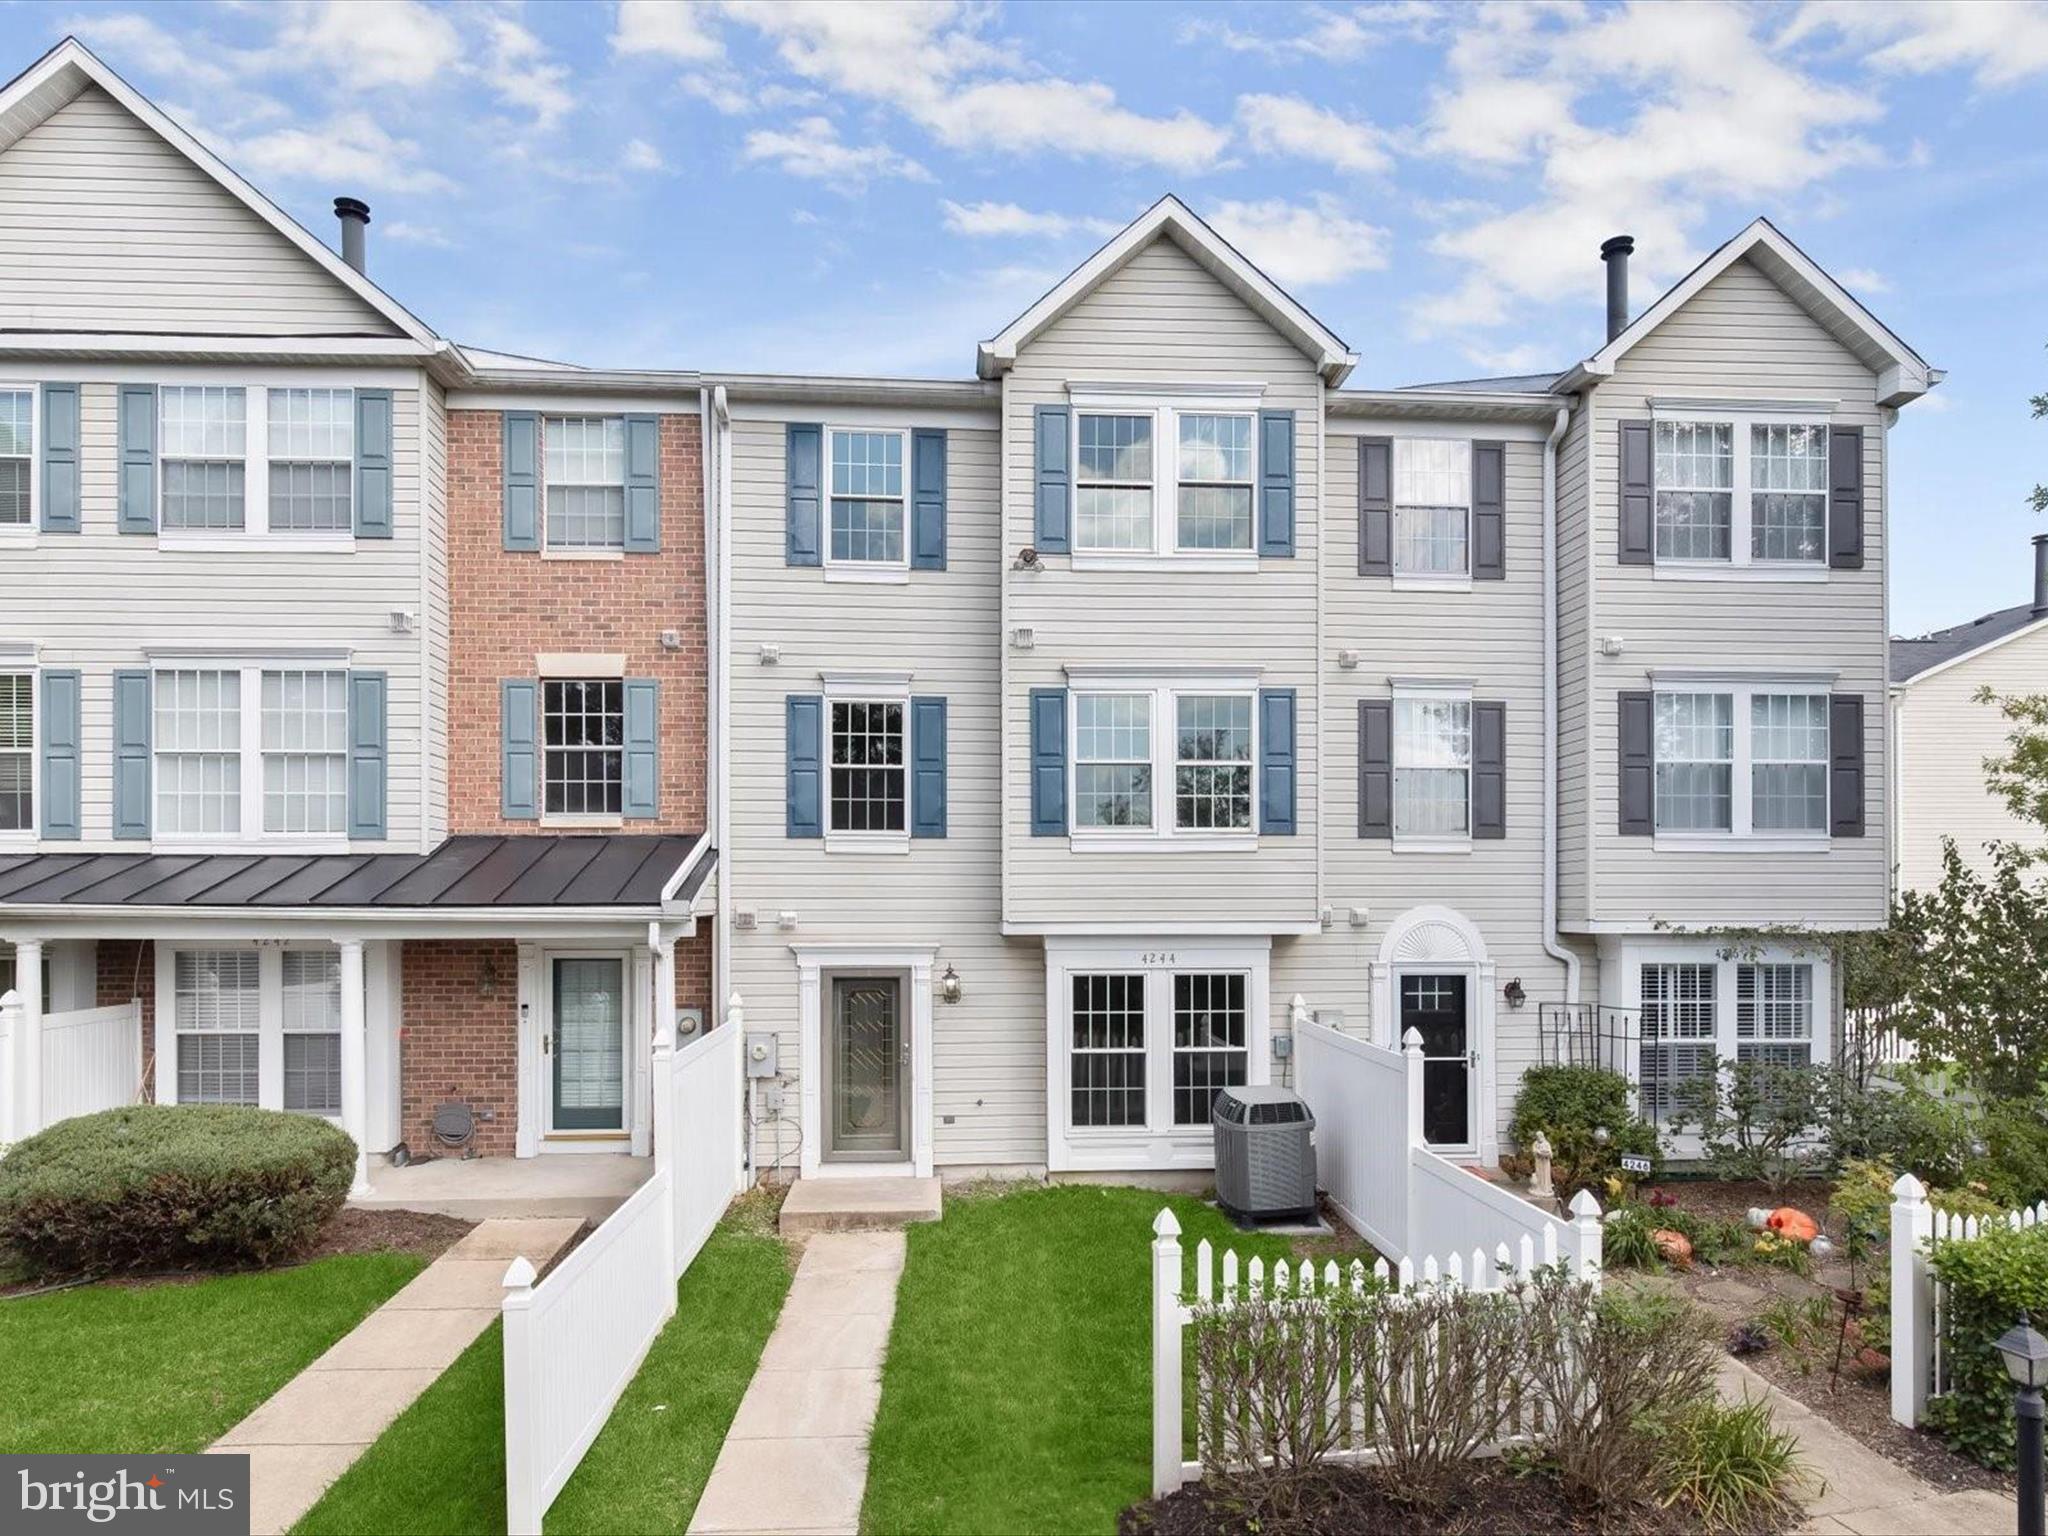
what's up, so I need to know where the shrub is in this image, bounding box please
[0,1104,355,1274]
[1830,1159,1895,1261]
[1656,1396,1808,1533]
[1671,1057,1833,1194]
[1976,1099,2048,1209]
[1510,1066,1661,1194]
[1924,1221,2048,1468]
[1601,1204,1660,1269]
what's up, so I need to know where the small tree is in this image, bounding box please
[1670,1056,1834,1194]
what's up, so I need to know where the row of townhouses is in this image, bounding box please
[0,41,1938,1195]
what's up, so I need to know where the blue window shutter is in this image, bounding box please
[500,679,538,820]
[1033,405,1070,553]
[112,669,151,839]
[353,388,393,539]
[41,385,80,533]
[911,429,947,570]
[786,424,822,567]
[624,678,660,819]
[117,384,157,534]
[1259,688,1297,835]
[911,696,947,837]
[1029,687,1067,836]
[503,412,540,551]
[1258,410,1295,558]
[623,415,661,553]
[39,669,80,839]
[346,670,388,840]
[786,694,823,837]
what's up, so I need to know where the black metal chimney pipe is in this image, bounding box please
[1601,235,1634,342]
[334,197,370,274]
[2033,534,2048,618]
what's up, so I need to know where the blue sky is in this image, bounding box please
[9,0,2048,635]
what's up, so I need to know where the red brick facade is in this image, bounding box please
[446,408,708,835]
[96,938,155,1035]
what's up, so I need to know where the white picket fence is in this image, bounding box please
[502,1000,748,1536]
[1150,1204,1604,1495]
[1889,1172,2048,1428]
[0,992,143,1145]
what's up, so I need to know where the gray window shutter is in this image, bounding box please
[1472,701,1506,839]
[39,668,80,840]
[1030,686,1067,835]
[1034,405,1070,554]
[1472,441,1506,579]
[503,412,539,551]
[1358,700,1391,837]
[1830,694,1865,837]
[1358,437,1391,575]
[500,679,538,820]
[1259,687,1296,834]
[911,428,947,571]
[623,414,661,553]
[1618,690,1654,835]
[40,384,80,533]
[117,384,157,534]
[346,670,388,840]
[354,388,393,539]
[1618,419,1653,566]
[786,694,823,837]
[624,678,659,819]
[1258,410,1295,557]
[1828,426,1864,570]
[912,695,947,837]
[112,669,151,839]
[786,423,822,567]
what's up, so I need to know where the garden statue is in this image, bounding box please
[1528,1132,1554,1198]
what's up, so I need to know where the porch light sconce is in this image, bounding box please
[1503,977,1526,1010]
[939,965,962,1005]
[479,953,501,996]
[1013,546,1042,571]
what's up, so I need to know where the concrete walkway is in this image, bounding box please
[688,1231,907,1536]
[1716,1358,2017,1535]
[208,1217,583,1535]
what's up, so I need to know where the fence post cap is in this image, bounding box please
[1152,1207,1181,1240]
[502,1255,537,1291]
[1568,1189,1602,1220]
[1401,1026,1424,1052]
[1892,1172,1928,1202]
[727,990,743,1011]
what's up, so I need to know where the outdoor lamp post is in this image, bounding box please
[1995,1312,2048,1536]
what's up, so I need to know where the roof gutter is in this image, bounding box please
[1541,402,1580,1004]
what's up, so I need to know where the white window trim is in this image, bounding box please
[1067,391,1263,569]
[537,674,627,830]
[156,941,345,1120]
[0,663,35,849]
[1647,406,1831,574]
[822,672,912,854]
[1648,674,1833,851]
[1067,675,1260,852]
[156,384,358,553]
[0,380,38,548]
[541,413,629,558]
[1389,680,1474,852]
[1389,436,1474,587]
[822,424,912,584]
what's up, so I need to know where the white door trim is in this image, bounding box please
[521,945,638,1155]
[792,943,936,1179]
[1370,905,1499,1164]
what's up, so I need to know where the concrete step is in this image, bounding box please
[778,1176,943,1238]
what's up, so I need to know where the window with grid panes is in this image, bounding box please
[175,950,261,1104]
[268,389,353,531]
[0,673,28,832]
[1751,693,1829,832]
[1173,972,1247,1125]
[261,670,347,834]
[829,701,904,832]
[1393,696,1471,837]
[1393,438,1471,575]
[1073,694,1152,829]
[1174,695,1252,831]
[1175,413,1254,551]
[155,670,242,836]
[1653,692,1733,832]
[1654,421,1733,561]
[161,387,248,530]
[544,417,626,550]
[1075,413,1154,551]
[281,949,343,1114]
[828,430,906,564]
[1737,963,1813,1069]
[542,679,624,816]
[1750,425,1827,563]
[1640,962,1716,1119]
[0,389,29,526]
[1070,973,1145,1127]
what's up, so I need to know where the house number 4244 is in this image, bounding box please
[1141,952,1178,965]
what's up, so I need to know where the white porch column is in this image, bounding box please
[16,939,43,1138]
[339,939,369,1196]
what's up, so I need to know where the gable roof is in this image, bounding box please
[0,37,437,346]
[977,195,1357,386]
[1557,218,1939,408]
[1893,604,2048,685]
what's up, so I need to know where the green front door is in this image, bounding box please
[552,957,625,1132]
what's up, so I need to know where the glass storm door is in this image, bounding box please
[828,976,906,1160]
[1400,973,1473,1149]
[551,957,625,1132]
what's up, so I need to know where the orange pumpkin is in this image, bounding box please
[1766,1207,1819,1244]
[1652,1228,1694,1267]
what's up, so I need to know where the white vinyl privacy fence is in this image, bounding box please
[503,1001,748,1536]
[0,991,144,1144]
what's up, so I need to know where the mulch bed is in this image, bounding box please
[1120,1462,1782,1536]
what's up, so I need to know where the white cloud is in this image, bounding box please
[218,111,455,194]
[1236,94,1390,175]
[383,220,454,247]
[939,200,1121,239]
[612,0,725,63]
[1783,1,2048,90]
[1460,343,1555,375]
[1182,3,1440,62]
[473,14,575,131]
[917,80,1229,173]
[741,116,931,184]
[1208,196,1390,286]
[276,0,462,91]
[624,138,668,173]
[678,70,754,114]
[1838,266,1891,294]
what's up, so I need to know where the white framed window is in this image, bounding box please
[544,416,626,551]
[1174,694,1253,832]
[1652,692,1732,833]
[1073,693,1152,829]
[1175,413,1254,552]
[1075,412,1155,552]
[1651,680,1831,843]
[1652,412,1829,569]
[281,949,343,1115]
[1640,961,1716,1119]
[0,671,30,834]
[163,943,351,1119]
[1392,690,1472,840]
[173,949,262,1105]
[1627,944,1829,1129]
[1736,962,1814,1069]
[1070,972,1146,1128]
[542,678,624,818]
[152,385,357,545]
[827,428,908,570]
[828,699,905,834]
[261,670,348,835]
[0,387,31,529]
[152,661,353,847]
[1067,676,1258,847]
[1750,693,1829,833]
[161,386,248,531]
[268,388,354,532]
[1070,396,1262,561]
[1393,437,1470,577]
[155,668,243,837]
[1171,971,1248,1125]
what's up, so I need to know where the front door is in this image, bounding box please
[549,957,626,1134]
[1400,973,1472,1149]
[827,975,907,1161]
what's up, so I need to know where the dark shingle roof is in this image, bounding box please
[0,834,712,910]
[1893,604,2043,683]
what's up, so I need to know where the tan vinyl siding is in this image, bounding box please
[420,379,450,847]
[0,87,396,337]
[1001,236,1320,930]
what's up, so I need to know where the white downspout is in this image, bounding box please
[1541,404,1580,1004]
[706,385,733,1049]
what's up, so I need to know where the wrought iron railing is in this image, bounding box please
[1536,1002,1683,1126]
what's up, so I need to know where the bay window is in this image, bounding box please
[1651,681,1830,841]
[827,429,907,567]
[1653,414,1828,569]
[0,388,30,527]
[1068,680,1258,845]
[1071,398,1262,559]
[0,671,29,832]
[165,944,352,1118]
[1392,438,1471,576]
[153,663,353,845]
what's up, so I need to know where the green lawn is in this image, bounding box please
[0,1253,426,1454]
[295,1203,793,1536]
[860,1183,1337,1536]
